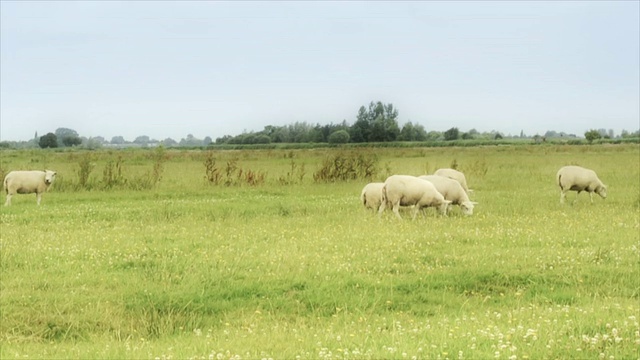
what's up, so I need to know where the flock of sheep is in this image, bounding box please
[362,165,608,219]
[2,165,607,210]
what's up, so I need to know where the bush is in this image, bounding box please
[204,152,266,187]
[102,156,126,189]
[328,130,350,144]
[584,129,601,143]
[313,151,378,182]
[77,153,94,189]
[204,151,222,185]
[279,160,306,185]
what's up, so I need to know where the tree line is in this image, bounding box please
[1,101,638,149]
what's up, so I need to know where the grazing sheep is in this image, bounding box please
[378,175,451,220]
[419,175,478,215]
[4,170,57,206]
[556,165,607,204]
[434,168,472,195]
[360,182,385,211]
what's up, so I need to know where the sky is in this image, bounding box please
[1,1,639,142]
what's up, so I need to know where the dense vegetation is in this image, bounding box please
[1,144,639,359]
[2,102,639,150]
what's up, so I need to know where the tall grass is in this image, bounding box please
[1,144,638,359]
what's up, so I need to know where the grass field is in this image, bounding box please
[1,144,639,359]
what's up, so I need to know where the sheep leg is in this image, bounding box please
[393,202,403,220]
[36,193,42,205]
[4,193,11,206]
[411,206,421,220]
[377,199,387,218]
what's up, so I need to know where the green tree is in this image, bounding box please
[413,123,427,141]
[179,134,201,146]
[399,121,427,141]
[55,128,79,147]
[444,127,460,141]
[584,129,602,143]
[62,135,82,147]
[111,136,126,144]
[242,134,256,144]
[306,127,324,143]
[83,137,103,150]
[369,117,387,142]
[398,122,416,141]
[55,127,78,137]
[426,131,442,141]
[272,127,290,143]
[328,130,350,144]
[254,134,271,144]
[39,133,58,148]
[162,138,178,147]
[349,101,399,142]
[134,135,150,145]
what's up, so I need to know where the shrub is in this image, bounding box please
[328,130,350,144]
[279,160,306,185]
[77,153,94,189]
[204,151,222,185]
[130,147,166,190]
[204,153,267,187]
[313,151,378,182]
[102,155,126,189]
[584,129,601,143]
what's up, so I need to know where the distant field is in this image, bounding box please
[1,144,639,359]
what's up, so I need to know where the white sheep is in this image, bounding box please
[360,182,385,211]
[556,165,607,204]
[4,170,57,206]
[419,175,477,215]
[378,175,451,220]
[434,168,472,195]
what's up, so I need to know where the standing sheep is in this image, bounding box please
[4,170,57,206]
[556,165,607,204]
[360,182,385,211]
[378,175,451,220]
[434,168,472,195]
[419,175,478,215]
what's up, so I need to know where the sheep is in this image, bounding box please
[378,175,451,220]
[4,170,57,206]
[360,182,385,211]
[556,165,607,204]
[434,168,472,195]
[418,175,477,215]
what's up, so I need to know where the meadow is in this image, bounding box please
[1,144,639,359]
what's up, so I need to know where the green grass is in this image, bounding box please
[1,144,639,359]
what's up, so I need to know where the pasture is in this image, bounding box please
[1,144,639,359]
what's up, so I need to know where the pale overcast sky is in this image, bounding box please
[1,1,639,142]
